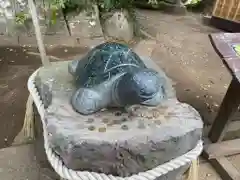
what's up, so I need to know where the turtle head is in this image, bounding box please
[116,69,165,105]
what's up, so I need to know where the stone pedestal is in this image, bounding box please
[34,57,202,179]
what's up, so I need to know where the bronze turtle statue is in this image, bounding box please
[69,42,167,115]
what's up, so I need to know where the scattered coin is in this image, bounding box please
[88,125,96,131]
[102,118,110,123]
[121,125,129,130]
[98,127,107,132]
[115,111,122,116]
[86,118,94,123]
[152,110,160,118]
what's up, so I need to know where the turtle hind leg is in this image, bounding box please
[124,92,164,116]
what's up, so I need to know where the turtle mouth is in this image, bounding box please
[138,90,158,99]
[136,85,163,101]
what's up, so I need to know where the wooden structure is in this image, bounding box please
[14,0,50,144]
[210,0,240,32]
[204,33,240,180]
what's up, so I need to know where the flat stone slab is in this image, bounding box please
[0,144,55,180]
[34,57,203,178]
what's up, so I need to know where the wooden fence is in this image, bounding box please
[212,0,240,22]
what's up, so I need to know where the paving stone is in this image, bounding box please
[199,162,222,180]
[0,144,40,180]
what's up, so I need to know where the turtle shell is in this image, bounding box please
[75,42,146,87]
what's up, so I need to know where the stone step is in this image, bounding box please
[0,144,56,180]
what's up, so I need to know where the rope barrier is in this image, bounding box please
[28,69,203,180]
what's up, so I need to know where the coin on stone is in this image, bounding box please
[152,109,160,118]
[115,111,122,116]
[102,118,110,124]
[86,118,94,123]
[98,127,107,132]
[88,125,96,131]
[121,124,129,130]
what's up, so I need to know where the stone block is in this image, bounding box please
[34,57,202,179]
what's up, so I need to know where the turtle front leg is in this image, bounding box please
[71,88,104,115]
[71,85,113,115]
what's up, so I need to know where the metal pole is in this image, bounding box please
[28,0,50,66]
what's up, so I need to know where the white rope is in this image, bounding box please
[28,68,203,180]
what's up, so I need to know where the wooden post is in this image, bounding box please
[28,0,50,66]
[208,78,240,143]
[13,0,50,145]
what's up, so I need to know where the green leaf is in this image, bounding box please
[15,12,28,25]
[104,0,113,9]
